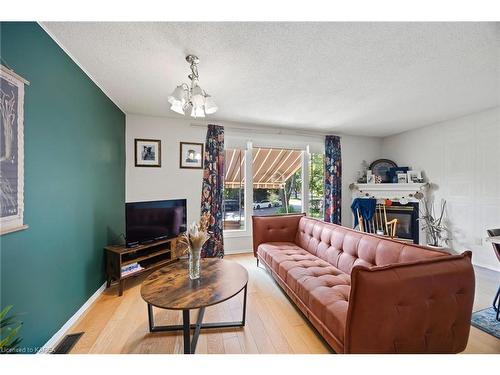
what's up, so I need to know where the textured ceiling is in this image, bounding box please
[42,22,500,137]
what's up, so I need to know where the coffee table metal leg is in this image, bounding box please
[190,307,205,353]
[182,310,191,354]
[147,284,248,354]
[242,284,247,326]
[182,308,206,354]
[147,303,154,332]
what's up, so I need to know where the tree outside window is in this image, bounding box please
[309,153,324,219]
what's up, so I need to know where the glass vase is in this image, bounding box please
[189,246,201,280]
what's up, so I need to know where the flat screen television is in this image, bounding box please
[125,199,187,247]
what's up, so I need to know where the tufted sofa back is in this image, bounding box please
[294,217,446,275]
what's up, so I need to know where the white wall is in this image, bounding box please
[126,114,206,227]
[381,107,500,271]
[126,114,382,254]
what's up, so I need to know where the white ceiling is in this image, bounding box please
[42,22,500,137]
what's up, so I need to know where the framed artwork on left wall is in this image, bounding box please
[1,65,30,235]
[135,139,161,167]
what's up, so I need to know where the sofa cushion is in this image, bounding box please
[290,270,350,344]
[257,242,313,276]
[257,242,350,343]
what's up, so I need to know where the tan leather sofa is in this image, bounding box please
[252,214,475,353]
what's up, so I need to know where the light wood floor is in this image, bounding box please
[66,253,499,354]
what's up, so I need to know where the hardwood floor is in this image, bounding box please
[462,264,500,354]
[66,253,499,354]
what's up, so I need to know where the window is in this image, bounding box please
[224,149,245,230]
[309,153,324,219]
[223,146,320,231]
[252,147,303,216]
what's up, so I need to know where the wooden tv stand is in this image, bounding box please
[104,237,180,296]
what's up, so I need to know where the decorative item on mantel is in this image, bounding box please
[407,170,423,184]
[388,166,409,183]
[418,198,449,249]
[178,213,210,280]
[366,170,375,183]
[397,173,407,184]
[369,159,397,183]
[356,160,369,183]
[349,181,430,204]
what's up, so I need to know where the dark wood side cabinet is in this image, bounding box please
[104,237,179,296]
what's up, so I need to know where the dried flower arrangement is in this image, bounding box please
[177,213,211,279]
[178,213,210,255]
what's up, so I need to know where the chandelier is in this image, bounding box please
[167,55,218,118]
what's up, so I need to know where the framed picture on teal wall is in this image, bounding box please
[0,65,29,235]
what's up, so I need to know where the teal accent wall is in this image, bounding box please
[0,22,125,352]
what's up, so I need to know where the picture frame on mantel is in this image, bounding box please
[134,139,161,167]
[179,142,204,169]
[397,173,408,183]
[407,170,422,183]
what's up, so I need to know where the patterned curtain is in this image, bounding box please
[200,124,225,258]
[324,135,342,224]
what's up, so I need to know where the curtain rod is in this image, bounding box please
[190,122,340,139]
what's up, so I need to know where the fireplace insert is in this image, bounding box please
[385,202,419,244]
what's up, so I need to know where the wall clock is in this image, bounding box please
[369,159,398,183]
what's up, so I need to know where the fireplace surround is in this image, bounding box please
[350,182,429,245]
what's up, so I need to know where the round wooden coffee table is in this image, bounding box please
[141,258,248,354]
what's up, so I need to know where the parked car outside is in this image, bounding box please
[273,200,282,207]
[224,199,240,212]
[253,200,273,209]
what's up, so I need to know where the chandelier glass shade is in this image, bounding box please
[168,55,218,118]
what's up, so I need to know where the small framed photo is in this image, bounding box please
[135,139,161,167]
[407,170,422,183]
[366,170,375,183]
[180,142,204,169]
[397,173,408,183]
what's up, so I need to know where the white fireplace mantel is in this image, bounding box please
[350,182,429,202]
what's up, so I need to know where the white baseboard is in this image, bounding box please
[473,262,500,273]
[37,282,106,354]
[225,248,253,255]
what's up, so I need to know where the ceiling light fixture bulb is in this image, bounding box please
[191,105,205,118]
[204,95,218,114]
[170,101,185,115]
[168,85,186,105]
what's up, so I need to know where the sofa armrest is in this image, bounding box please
[344,251,475,353]
[252,214,305,257]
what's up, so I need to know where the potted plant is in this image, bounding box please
[418,198,448,249]
[0,305,22,354]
